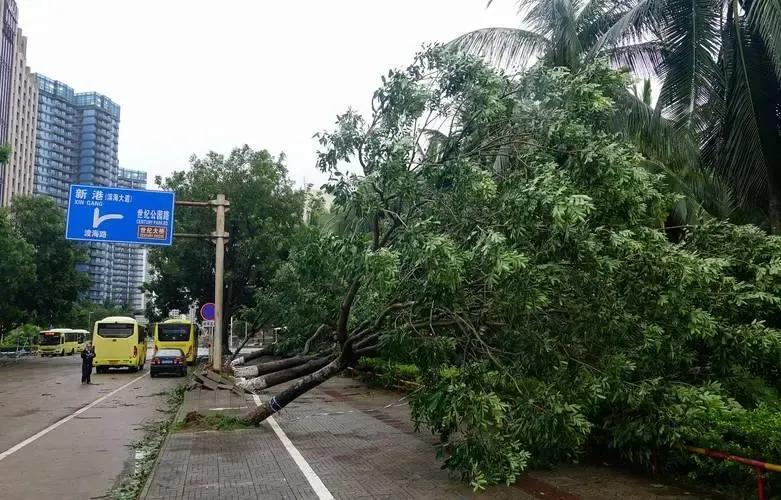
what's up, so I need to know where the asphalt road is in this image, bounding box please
[0,352,181,500]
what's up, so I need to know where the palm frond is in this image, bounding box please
[524,0,584,67]
[448,28,550,69]
[654,0,722,128]
[589,0,667,59]
[576,0,636,51]
[611,89,700,169]
[606,41,662,75]
[748,0,781,82]
[705,1,773,206]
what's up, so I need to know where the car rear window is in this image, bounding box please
[157,324,190,342]
[156,349,183,357]
[97,324,134,338]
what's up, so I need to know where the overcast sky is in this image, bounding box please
[18,0,519,188]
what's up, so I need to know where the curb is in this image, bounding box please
[137,384,190,500]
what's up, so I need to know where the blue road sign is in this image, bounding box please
[65,184,175,246]
[200,303,215,321]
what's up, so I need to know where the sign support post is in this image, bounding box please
[176,195,230,372]
[212,194,228,372]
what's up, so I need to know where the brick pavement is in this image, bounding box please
[144,375,706,500]
[144,376,527,500]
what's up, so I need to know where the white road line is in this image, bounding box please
[253,395,334,500]
[0,372,148,462]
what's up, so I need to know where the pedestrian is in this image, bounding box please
[81,342,96,384]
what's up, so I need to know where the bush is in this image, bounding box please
[0,324,40,347]
[355,357,420,390]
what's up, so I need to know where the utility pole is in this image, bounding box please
[174,194,230,372]
[212,194,228,371]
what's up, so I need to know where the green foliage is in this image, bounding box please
[301,47,781,491]
[144,146,307,340]
[0,210,35,333]
[0,143,11,164]
[173,413,252,432]
[355,357,420,389]
[0,324,40,347]
[10,197,90,326]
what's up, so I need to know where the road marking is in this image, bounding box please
[0,372,148,462]
[253,395,334,500]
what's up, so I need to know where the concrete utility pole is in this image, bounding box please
[174,194,230,372]
[212,194,228,371]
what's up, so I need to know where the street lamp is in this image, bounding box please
[87,311,93,333]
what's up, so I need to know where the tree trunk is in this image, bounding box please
[242,357,346,424]
[302,325,328,355]
[238,356,333,392]
[233,355,316,378]
[230,344,275,367]
[230,329,259,361]
[769,178,781,235]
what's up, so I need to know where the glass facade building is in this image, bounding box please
[112,168,148,311]
[33,74,127,304]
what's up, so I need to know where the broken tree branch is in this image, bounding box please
[302,324,328,355]
[233,355,317,378]
[238,356,335,392]
[242,357,346,424]
[230,343,275,367]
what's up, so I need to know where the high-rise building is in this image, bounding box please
[1,28,37,206]
[112,167,148,311]
[0,0,17,204]
[34,74,121,303]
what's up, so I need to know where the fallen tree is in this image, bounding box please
[236,49,781,491]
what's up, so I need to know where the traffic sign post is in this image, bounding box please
[65,184,175,246]
[200,303,215,321]
[66,184,230,373]
[174,196,230,372]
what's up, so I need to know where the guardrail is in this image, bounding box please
[684,446,781,500]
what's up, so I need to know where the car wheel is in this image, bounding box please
[150,372,156,378]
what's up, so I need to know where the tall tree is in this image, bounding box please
[595,0,781,230]
[451,0,658,72]
[0,209,35,333]
[9,197,89,327]
[236,48,781,492]
[144,146,306,352]
[450,0,733,225]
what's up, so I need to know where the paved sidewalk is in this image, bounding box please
[144,375,707,500]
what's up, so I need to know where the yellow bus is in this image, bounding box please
[65,329,88,354]
[154,319,198,364]
[93,316,147,373]
[38,328,70,356]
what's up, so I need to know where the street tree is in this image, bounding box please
[9,196,90,327]
[0,209,35,333]
[144,146,307,352]
[236,48,781,490]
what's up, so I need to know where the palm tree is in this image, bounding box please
[451,0,660,73]
[595,0,781,231]
[451,0,735,224]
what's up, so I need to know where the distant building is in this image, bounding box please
[33,74,121,303]
[112,168,148,311]
[1,28,37,206]
[0,0,18,204]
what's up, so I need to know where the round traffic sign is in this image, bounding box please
[200,302,215,321]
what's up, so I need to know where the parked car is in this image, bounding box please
[150,348,187,377]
